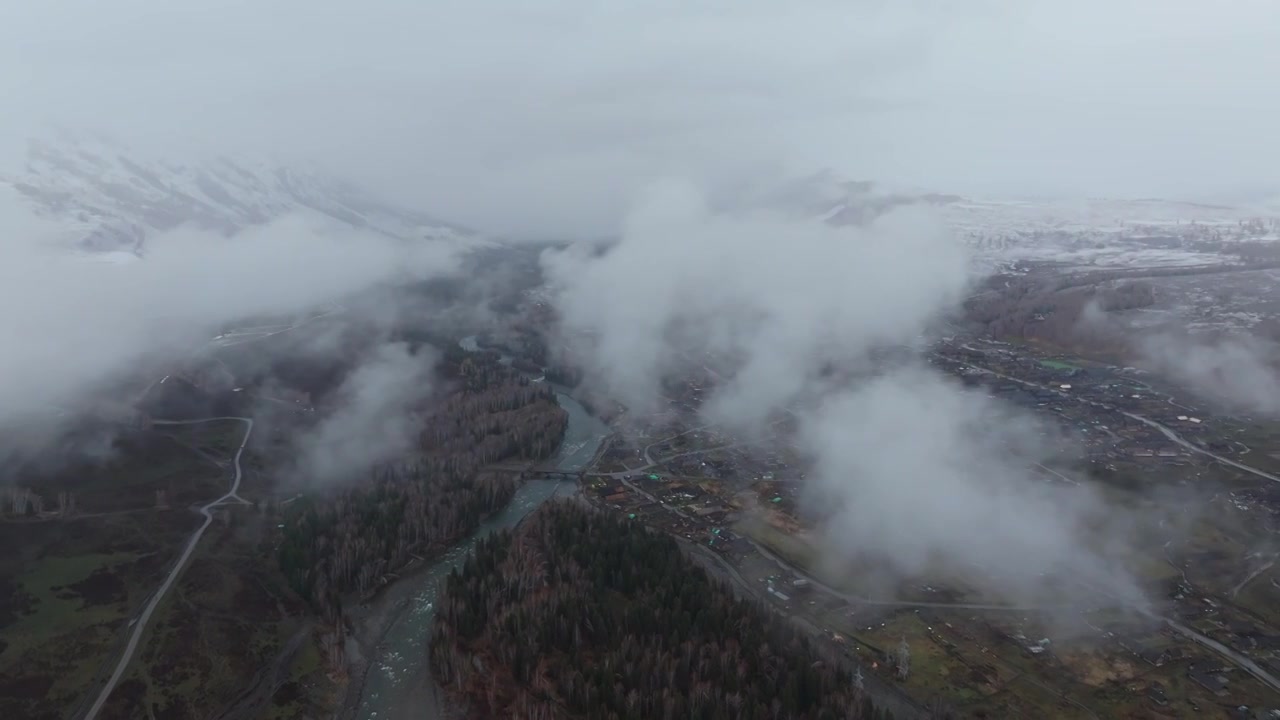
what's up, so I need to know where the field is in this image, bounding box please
[0,512,197,720]
[21,431,227,513]
[1209,418,1280,476]
[1111,267,1280,337]
[735,459,1280,718]
[0,421,319,720]
[95,513,321,720]
[845,606,1280,719]
[737,515,996,605]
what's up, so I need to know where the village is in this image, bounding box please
[576,337,1280,718]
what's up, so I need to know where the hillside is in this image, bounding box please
[1,130,488,256]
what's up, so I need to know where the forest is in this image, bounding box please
[430,502,896,720]
[277,351,568,625]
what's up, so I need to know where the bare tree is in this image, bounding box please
[56,490,77,516]
[895,637,910,681]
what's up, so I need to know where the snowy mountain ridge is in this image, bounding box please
[1,132,490,257]
[7,133,1276,272]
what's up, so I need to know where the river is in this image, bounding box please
[351,338,609,720]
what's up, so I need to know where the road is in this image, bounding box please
[83,416,254,720]
[617,455,1071,615]
[85,304,346,717]
[211,305,344,348]
[1232,557,1276,599]
[946,349,1280,485]
[135,305,343,407]
[682,541,929,720]
[592,441,741,480]
[1121,411,1280,484]
[943,350,1280,688]
[1160,616,1280,693]
[745,534,1074,613]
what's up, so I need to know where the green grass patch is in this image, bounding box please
[863,614,955,694]
[737,518,821,576]
[5,551,139,646]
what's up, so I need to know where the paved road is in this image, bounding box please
[83,416,254,720]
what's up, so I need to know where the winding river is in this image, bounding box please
[352,338,609,720]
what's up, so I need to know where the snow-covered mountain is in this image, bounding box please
[760,171,1280,272]
[1,131,490,257]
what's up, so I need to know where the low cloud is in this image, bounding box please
[801,367,1140,604]
[8,1,1277,238]
[1075,298,1280,416]
[543,179,970,427]
[0,208,459,464]
[1139,332,1280,416]
[285,341,437,486]
[546,181,1142,603]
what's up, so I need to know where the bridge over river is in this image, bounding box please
[521,469,586,482]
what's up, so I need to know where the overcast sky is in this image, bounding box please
[4,0,1278,236]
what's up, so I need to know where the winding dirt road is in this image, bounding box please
[83,417,254,720]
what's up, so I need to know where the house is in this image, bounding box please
[1188,666,1230,694]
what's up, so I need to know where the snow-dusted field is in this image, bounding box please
[759,172,1279,276]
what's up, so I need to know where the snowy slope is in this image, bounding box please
[1,131,491,256]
